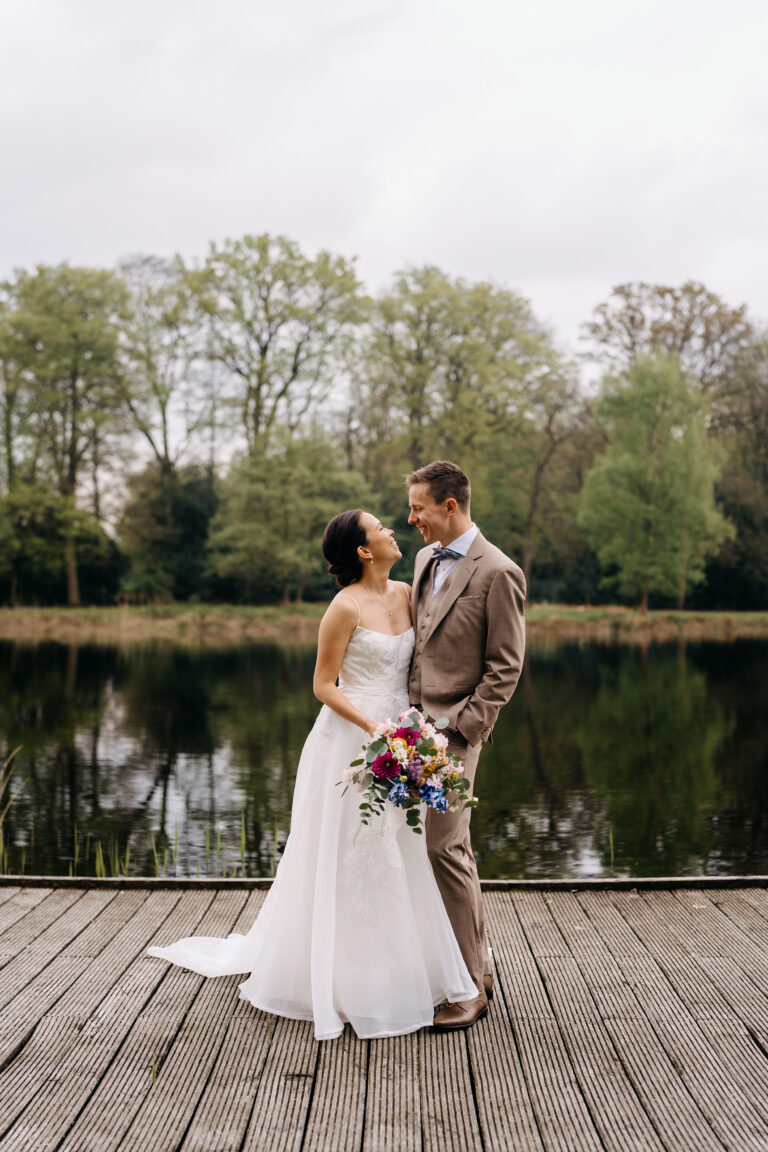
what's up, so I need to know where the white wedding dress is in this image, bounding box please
[148,623,476,1040]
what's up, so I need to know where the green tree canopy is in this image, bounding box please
[207,432,368,604]
[578,353,732,611]
[1,264,129,604]
[185,234,365,453]
[118,463,218,602]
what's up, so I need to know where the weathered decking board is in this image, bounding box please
[1,885,768,1151]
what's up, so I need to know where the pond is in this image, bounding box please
[1,638,766,879]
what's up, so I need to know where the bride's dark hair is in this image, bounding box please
[322,509,368,588]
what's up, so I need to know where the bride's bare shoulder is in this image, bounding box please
[321,590,360,631]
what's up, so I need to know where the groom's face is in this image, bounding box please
[407,483,451,545]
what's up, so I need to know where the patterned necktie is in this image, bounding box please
[432,545,462,563]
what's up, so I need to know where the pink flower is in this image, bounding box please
[432,732,449,754]
[393,726,419,747]
[371,752,400,781]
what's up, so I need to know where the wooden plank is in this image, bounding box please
[0,888,83,968]
[0,886,49,935]
[3,883,768,1152]
[468,898,545,1152]
[515,892,667,1152]
[239,1016,318,1152]
[485,892,604,1152]
[545,891,723,1152]
[0,890,147,1068]
[302,1029,368,1152]
[362,1033,421,1152]
[653,891,768,1114]
[179,1017,273,1151]
[0,890,199,1143]
[420,1029,483,1152]
[58,890,251,1152]
[175,894,290,1152]
[0,890,114,1009]
[590,890,768,1150]
[707,888,768,956]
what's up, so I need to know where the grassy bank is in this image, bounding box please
[0,603,767,646]
[0,603,326,647]
[524,604,768,644]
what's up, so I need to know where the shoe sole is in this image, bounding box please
[431,1006,489,1033]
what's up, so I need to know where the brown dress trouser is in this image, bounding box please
[425,733,489,994]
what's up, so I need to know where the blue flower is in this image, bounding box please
[388,780,409,808]
[419,783,447,811]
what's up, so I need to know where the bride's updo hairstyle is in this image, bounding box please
[322,509,368,588]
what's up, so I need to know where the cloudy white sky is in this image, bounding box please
[2,0,767,352]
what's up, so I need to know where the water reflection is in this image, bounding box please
[1,638,766,878]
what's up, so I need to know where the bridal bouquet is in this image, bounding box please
[340,709,477,834]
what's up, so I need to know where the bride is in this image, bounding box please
[148,509,476,1040]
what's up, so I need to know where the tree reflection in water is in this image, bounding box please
[0,638,766,878]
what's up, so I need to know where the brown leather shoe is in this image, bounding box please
[484,974,494,1001]
[432,993,488,1032]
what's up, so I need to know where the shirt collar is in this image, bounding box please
[437,523,478,558]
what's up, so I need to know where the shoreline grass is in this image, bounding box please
[0,602,766,646]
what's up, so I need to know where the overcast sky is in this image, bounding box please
[2,0,767,353]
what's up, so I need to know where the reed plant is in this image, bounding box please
[0,747,22,829]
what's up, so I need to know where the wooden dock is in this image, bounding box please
[2,881,768,1150]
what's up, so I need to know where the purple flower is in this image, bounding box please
[404,756,423,784]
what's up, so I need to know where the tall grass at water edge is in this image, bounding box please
[0,808,262,880]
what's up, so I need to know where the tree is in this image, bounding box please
[117,255,212,472]
[352,267,556,474]
[118,463,218,602]
[207,432,366,604]
[578,354,732,611]
[696,331,768,608]
[3,264,128,604]
[349,266,588,590]
[582,281,753,430]
[186,235,364,453]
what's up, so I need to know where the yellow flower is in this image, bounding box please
[390,738,408,757]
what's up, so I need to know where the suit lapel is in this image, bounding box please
[411,549,433,629]
[422,531,488,638]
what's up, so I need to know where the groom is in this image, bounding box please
[407,460,526,1031]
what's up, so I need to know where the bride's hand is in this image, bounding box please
[363,718,378,738]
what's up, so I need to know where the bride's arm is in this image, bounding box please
[313,597,378,738]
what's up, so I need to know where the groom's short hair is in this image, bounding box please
[406,460,471,511]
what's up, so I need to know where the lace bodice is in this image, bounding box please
[338,626,415,699]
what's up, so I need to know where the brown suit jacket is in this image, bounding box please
[409,531,526,747]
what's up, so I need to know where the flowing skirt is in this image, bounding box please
[147,686,476,1040]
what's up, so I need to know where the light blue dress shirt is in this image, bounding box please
[432,524,478,595]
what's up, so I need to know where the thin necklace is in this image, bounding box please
[368,580,392,617]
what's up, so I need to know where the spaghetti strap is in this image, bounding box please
[336,591,361,626]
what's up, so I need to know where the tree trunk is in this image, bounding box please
[639,582,649,615]
[65,532,80,606]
